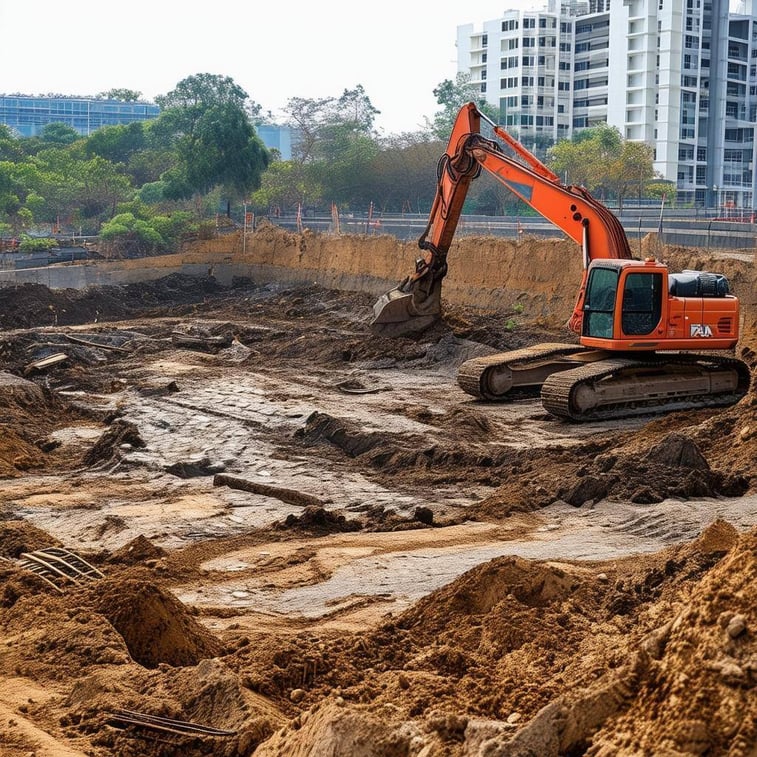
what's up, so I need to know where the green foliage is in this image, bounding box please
[136,181,167,205]
[154,73,270,201]
[85,122,147,164]
[646,181,674,200]
[429,74,498,141]
[0,125,24,161]
[100,211,165,253]
[99,88,143,102]
[151,211,195,244]
[547,126,656,208]
[250,160,321,214]
[18,235,57,252]
[365,134,441,213]
[40,122,81,146]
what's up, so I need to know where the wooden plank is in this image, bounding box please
[213,474,325,508]
[24,352,68,374]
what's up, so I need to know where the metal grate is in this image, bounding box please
[18,547,105,592]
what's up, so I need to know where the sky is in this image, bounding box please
[0,0,543,135]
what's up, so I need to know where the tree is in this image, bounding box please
[428,73,499,140]
[606,140,656,212]
[153,73,270,202]
[284,86,379,164]
[0,124,23,162]
[548,127,656,208]
[250,160,321,214]
[370,133,442,213]
[40,123,81,146]
[99,89,143,102]
[276,87,382,212]
[100,211,164,255]
[85,122,147,164]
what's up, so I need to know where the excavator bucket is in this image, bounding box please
[369,276,443,338]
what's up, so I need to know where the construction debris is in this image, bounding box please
[213,473,327,508]
[18,547,104,592]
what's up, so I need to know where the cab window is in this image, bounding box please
[621,272,662,335]
[583,267,618,338]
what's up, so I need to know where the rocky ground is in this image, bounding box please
[0,234,756,756]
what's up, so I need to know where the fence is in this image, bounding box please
[263,211,757,252]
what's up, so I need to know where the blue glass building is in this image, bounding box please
[0,95,160,137]
[0,94,295,159]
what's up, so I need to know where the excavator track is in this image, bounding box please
[540,354,752,421]
[457,343,586,400]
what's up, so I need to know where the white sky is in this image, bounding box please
[0,0,543,135]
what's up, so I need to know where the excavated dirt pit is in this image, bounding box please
[0,233,756,756]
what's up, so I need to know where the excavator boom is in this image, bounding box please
[370,102,632,336]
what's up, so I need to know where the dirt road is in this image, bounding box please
[0,231,756,755]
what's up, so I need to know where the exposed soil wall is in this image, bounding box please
[0,223,754,342]
[189,225,757,339]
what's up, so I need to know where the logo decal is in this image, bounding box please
[690,324,713,337]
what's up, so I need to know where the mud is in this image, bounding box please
[0,228,755,756]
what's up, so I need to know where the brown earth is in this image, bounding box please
[0,226,755,756]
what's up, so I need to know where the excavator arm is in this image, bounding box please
[370,102,633,337]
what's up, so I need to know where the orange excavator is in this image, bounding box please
[370,102,751,421]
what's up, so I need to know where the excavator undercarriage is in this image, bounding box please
[457,347,751,421]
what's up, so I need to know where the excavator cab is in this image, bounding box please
[582,262,664,344]
[581,259,739,351]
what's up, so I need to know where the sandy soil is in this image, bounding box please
[0,230,756,756]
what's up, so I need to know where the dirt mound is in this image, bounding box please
[0,520,61,559]
[0,522,65,608]
[295,410,510,484]
[109,535,168,566]
[0,591,132,680]
[0,275,230,331]
[0,373,65,475]
[587,527,757,755]
[689,389,757,485]
[240,523,756,755]
[81,418,146,468]
[277,506,362,534]
[92,575,222,668]
[255,701,431,757]
[471,426,750,519]
[559,431,748,506]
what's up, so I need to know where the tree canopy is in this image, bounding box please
[548,125,657,210]
[428,73,499,140]
[0,73,664,249]
[154,73,270,201]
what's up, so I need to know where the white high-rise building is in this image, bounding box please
[457,0,757,211]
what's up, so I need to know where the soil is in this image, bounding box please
[0,229,756,756]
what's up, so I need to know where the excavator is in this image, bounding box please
[370,102,751,421]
